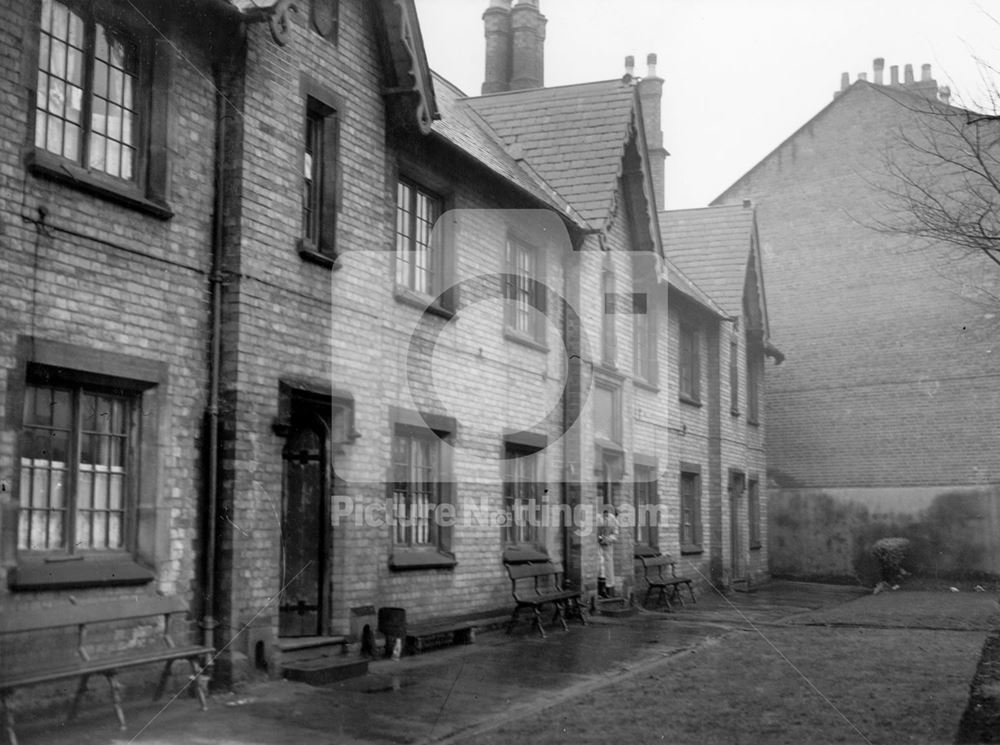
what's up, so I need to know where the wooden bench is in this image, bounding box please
[504,560,587,639]
[0,595,213,745]
[638,554,697,610]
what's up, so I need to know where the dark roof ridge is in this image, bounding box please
[430,69,469,99]
[462,78,625,102]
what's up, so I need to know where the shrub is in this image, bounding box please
[871,537,911,584]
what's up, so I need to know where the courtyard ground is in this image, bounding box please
[11,581,999,745]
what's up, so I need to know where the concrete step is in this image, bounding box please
[592,597,637,617]
[281,655,369,686]
[274,635,349,654]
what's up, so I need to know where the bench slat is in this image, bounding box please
[0,644,212,690]
[505,561,564,580]
[0,595,190,635]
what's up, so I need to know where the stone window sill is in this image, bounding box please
[503,327,548,352]
[10,556,155,591]
[679,394,703,408]
[389,548,457,571]
[393,285,455,320]
[298,241,340,270]
[28,151,173,220]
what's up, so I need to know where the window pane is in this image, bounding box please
[21,383,131,554]
[94,59,108,100]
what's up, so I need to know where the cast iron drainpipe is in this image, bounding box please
[201,65,228,668]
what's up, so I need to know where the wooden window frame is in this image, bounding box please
[298,78,342,268]
[746,345,761,424]
[632,291,657,385]
[592,381,622,446]
[679,463,702,554]
[601,270,617,368]
[26,0,172,218]
[633,464,658,551]
[387,408,456,570]
[730,338,740,416]
[504,235,547,347]
[501,442,544,549]
[394,177,444,297]
[748,477,761,550]
[7,337,165,591]
[679,322,701,405]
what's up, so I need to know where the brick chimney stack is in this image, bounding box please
[482,0,512,94]
[835,59,948,104]
[637,53,666,209]
[509,0,546,90]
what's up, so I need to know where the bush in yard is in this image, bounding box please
[871,537,911,584]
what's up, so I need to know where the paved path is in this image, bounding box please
[15,582,872,745]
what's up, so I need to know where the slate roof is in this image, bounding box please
[659,205,755,317]
[464,80,640,229]
[429,74,582,222]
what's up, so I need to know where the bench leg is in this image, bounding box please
[506,605,521,635]
[685,581,697,604]
[2,692,17,745]
[552,602,568,632]
[188,659,209,712]
[154,659,174,702]
[104,672,126,731]
[68,674,90,722]
[532,606,546,639]
[571,598,587,626]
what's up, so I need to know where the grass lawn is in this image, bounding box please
[468,626,985,745]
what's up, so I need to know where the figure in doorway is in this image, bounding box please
[597,506,619,598]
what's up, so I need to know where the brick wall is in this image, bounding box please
[717,83,1000,492]
[0,0,222,711]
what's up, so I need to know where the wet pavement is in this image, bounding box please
[15,581,868,745]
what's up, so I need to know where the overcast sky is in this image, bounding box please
[413,0,1000,210]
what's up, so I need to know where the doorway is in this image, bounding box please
[729,470,745,583]
[279,405,331,637]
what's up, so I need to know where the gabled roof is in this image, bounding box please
[663,258,727,317]
[430,73,583,224]
[464,80,641,229]
[712,80,962,206]
[660,204,756,317]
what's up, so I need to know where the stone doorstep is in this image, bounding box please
[275,636,367,686]
[280,656,370,686]
[274,635,350,654]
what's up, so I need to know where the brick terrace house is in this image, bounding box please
[714,60,1000,581]
[660,204,782,588]
[0,0,780,712]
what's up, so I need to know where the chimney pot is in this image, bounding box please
[840,72,849,90]
[625,55,635,76]
[858,72,867,82]
[939,85,951,105]
[481,0,513,94]
[874,57,884,85]
[637,51,665,209]
[890,65,899,85]
[904,64,914,84]
[921,63,932,81]
[509,0,546,90]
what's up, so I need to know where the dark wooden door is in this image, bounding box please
[729,471,745,581]
[279,415,329,637]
